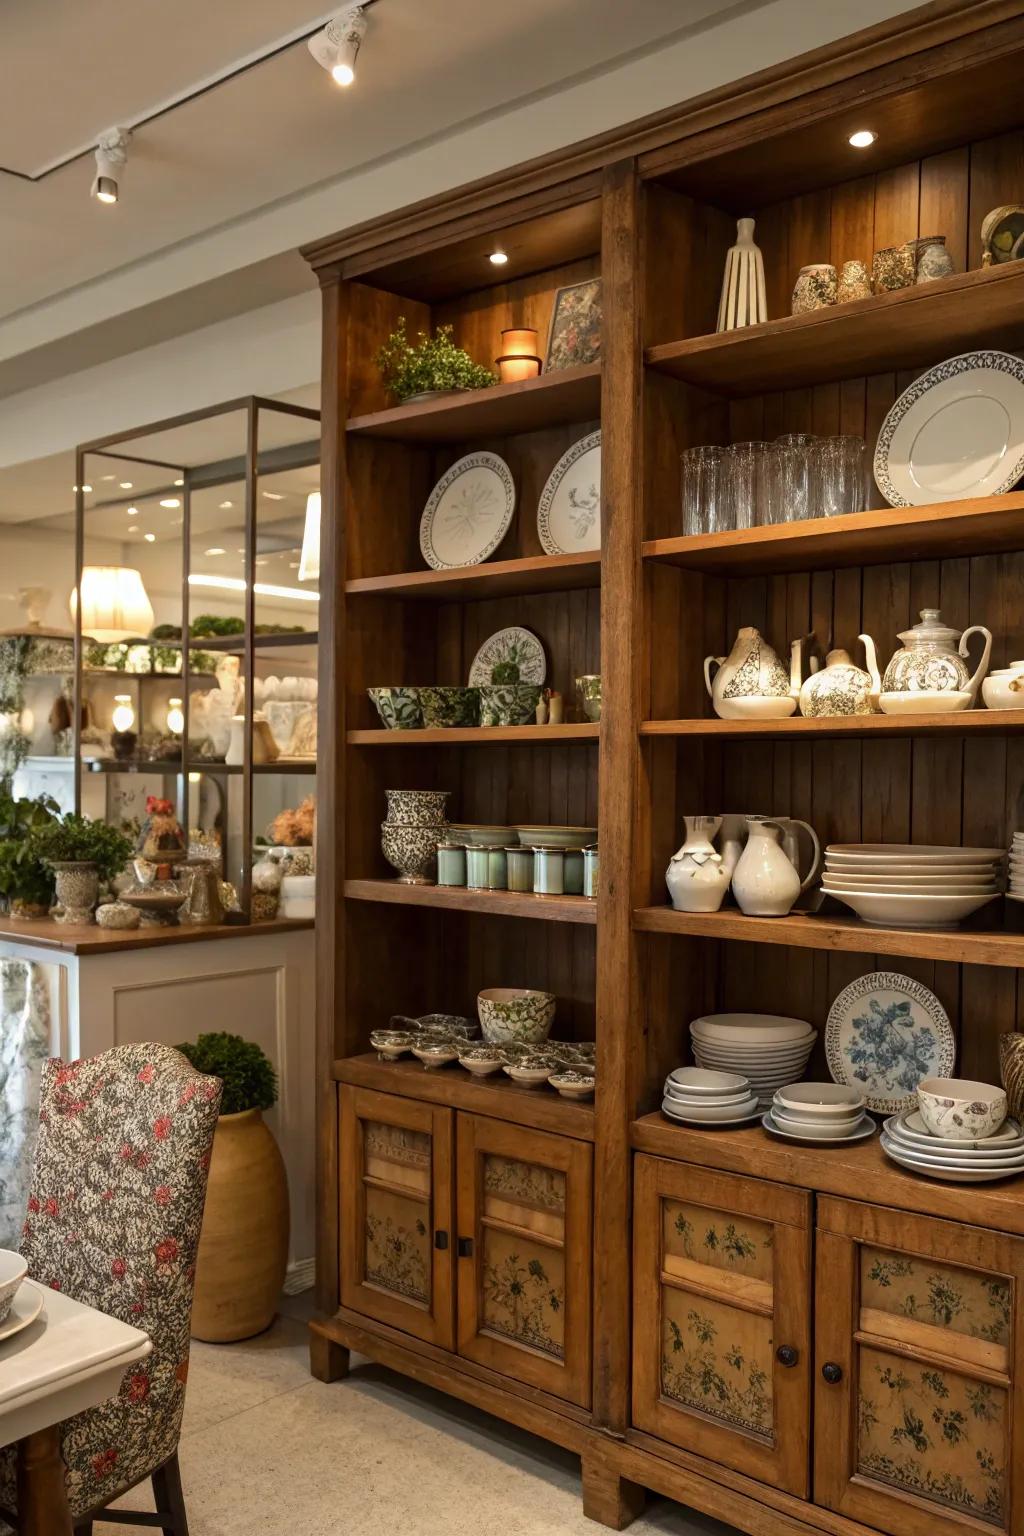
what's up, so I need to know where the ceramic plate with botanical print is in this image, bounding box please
[419,451,515,569]
[468,626,546,687]
[544,277,602,372]
[826,971,954,1113]
[537,430,601,555]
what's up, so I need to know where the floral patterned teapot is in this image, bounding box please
[879,609,992,701]
[798,636,881,717]
[704,627,815,720]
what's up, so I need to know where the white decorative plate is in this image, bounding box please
[468,626,546,687]
[537,431,601,554]
[881,1134,1024,1183]
[826,971,954,1113]
[874,350,1024,506]
[0,1280,44,1344]
[419,452,515,570]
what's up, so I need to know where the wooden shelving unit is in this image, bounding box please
[307,11,1024,1535]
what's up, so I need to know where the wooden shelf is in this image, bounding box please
[640,710,1024,740]
[632,905,1024,968]
[334,1053,595,1140]
[348,723,599,746]
[346,363,601,443]
[630,1116,1024,1233]
[344,878,596,924]
[165,632,317,651]
[346,550,601,601]
[645,264,1024,396]
[643,493,1024,576]
[85,758,317,775]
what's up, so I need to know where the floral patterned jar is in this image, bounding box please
[837,259,871,303]
[791,263,837,314]
[872,244,915,292]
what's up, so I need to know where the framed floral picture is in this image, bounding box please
[544,278,602,372]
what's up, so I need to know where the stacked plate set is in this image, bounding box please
[763,1082,875,1144]
[1008,832,1024,902]
[882,1077,1024,1183]
[663,1067,760,1127]
[689,1013,816,1107]
[822,843,1005,929]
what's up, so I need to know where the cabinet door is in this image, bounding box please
[815,1197,1024,1536]
[339,1085,454,1350]
[632,1155,813,1496]
[455,1114,592,1407]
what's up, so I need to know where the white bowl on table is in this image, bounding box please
[664,1066,749,1095]
[774,1083,865,1117]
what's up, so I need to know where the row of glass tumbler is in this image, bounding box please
[681,434,868,534]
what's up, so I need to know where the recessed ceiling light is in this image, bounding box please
[73,484,93,494]
[848,129,877,149]
[489,248,508,266]
[256,558,268,567]
[205,547,226,556]
[119,481,133,489]
[126,506,139,517]
[101,474,116,482]
[219,501,233,510]
[159,497,180,509]
[126,525,139,533]
[174,478,184,487]
[262,491,284,501]
[144,532,156,542]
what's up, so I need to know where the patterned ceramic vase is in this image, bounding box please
[384,789,451,825]
[911,235,954,283]
[478,684,544,727]
[837,259,871,303]
[52,862,100,925]
[380,821,444,884]
[872,244,915,292]
[791,264,837,314]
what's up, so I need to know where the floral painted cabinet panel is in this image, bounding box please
[632,1157,813,1497]
[339,1085,455,1350]
[815,1198,1024,1536]
[455,1115,592,1408]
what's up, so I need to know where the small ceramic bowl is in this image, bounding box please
[0,1250,28,1326]
[506,1056,558,1088]
[368,687,423,730]
[412,1041,459,1070]
[478,987,556,1045]
[879,690,973,715]
[775,1083,866,1117]
[917,1078,1008,1140]
[384,789,451,825]
[478,683,544,727]
[370,1029,415,1060]
[549,1070,596,1101]
[418,687,480,729]
[665,1066,749,1096]
[458,1047,504,1077]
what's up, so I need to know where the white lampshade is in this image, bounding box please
[299,492,321,583]
[72,566,155,643]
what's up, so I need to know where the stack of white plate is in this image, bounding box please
[881,1110,1024,1182]
[662,1067,759,1127]
[764,1083,875,1144]
[689,1014,816,1108]
[1008,833,1024,902]
[822,844,1005,928]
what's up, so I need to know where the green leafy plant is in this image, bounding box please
[177,1031,278,1115]
[33,814,133,884]
[0,788,60,910]
[190,615,246,639]
[376,319,495,403]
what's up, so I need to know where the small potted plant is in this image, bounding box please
[177,1032,288,1342]
[32,813,133,925]
[0,787,60,919]
[376,317,495,404]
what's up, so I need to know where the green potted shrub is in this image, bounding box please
[0,788,60,919]
[177,1033,289,1342]
[376,318,495,403]
[32,813,132,925]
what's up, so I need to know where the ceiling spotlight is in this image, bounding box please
[144,533,156,542]
[205,547,226,556]
[119,481,133,489]
[848,129,877,149]
[126,506,139,516]
[219,500,233,510]
[174,477,184,486]
[91,127,130,205]
[73,484,93,494]
[489,248,509,267]
[159,497,181,509]
[309,5,368,87]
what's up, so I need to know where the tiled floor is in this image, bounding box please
[102,1293,735,1535]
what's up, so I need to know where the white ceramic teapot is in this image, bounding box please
[705,629,814,720]
[666,816,731,913]
[798,636,881,717]
[880,609,992,704]
[731,814,822,917]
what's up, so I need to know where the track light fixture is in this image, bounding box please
[91,127,130,205]
[308,5,368,87]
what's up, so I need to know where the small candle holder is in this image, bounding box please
[495,326,542,384]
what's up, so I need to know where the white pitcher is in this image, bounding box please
[666,816,731,913]
[732,815,821,917]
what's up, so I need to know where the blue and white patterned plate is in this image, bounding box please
[825,971,954,1114]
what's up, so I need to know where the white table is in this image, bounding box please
[0,1280,151,1534]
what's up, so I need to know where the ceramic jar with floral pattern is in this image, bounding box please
[872,244,915,292]
[791,263,837,314]
[910,234,954,283]
[837,259,871,303]
[52,862,99,925]
[477,987,556,1045]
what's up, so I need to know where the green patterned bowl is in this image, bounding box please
[419,686,480,728]
[477,987,556,1045]
[368,687,423,730]
[478,684,543,727]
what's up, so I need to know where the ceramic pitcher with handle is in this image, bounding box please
[666,815,731,913]
[732,814,821,917]
[705,627,811,720]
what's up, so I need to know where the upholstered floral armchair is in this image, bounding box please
[0,1042,221,1534]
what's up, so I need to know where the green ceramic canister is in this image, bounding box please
[437,843,467,887]
[533,846,565,896]
[505,846,534,893]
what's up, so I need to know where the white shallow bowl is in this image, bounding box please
[878,690,972,715]
[662,1100,761,1127]
[0,1250,28,1325]
[775,1083,866,1116]
[821,872,1000,889]
[690,1013,813,1043]
[770,1107,869,1139]
[917,1077,1008,1140]
[763,1112,876,1144]
[826,889,999,928]
[665,1066,749,1095]
[885,1113,1024,1157]
[665,1079,752,1104]
[882,1142,1024,1182]
[881,1133,1024,1172]
[665,1094,759,1121]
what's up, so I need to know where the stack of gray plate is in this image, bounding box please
[662,1067,759,1127]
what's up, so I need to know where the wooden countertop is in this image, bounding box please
[0,914,314,956]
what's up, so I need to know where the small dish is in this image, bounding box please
[665,1066,749,1094]
[664,1084,753,1107]
[665,1094,759,1122]
[0,1278,43,1343]
[506,1057,558,1088]
[774,1083,866,1116]
[770,1107,867,1139]
[0,1250,28,1326]
[762,1112,876,1145]
[549,1070,596,1100]
[662,1101,762,1128]
[412,1042,458,1069]
[458,1047,504,1077]
[418,1013,477,1040]
[370,1030,415,1061]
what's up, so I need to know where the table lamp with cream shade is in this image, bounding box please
[71,566,155,643]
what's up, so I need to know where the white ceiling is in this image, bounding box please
[0,0,728,322]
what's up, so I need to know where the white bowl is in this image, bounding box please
[879,690,973,715]
[663,1095,759,1121]
[665,1084,753,1107]
[917,1077,1008,1140]
[826,888,999,927]
[821,872,999,889]
[770,1107,868,1139]
[775,1083,865,1116]
[690,1013,813,1043]
[0,1251,27,1326]
[665,1066,749,1095]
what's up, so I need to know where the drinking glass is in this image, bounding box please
[810,435,868,516]
[774,432,816,521]
[680,445,725,536]
[722,441,764,530]
[759,442,788,524]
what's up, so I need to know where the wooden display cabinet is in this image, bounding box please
[308,4,1024,1531]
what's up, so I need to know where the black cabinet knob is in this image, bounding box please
[457,1236,474,1257]
[434,1230,449,1251]
[821,1361,844,1384]
[776,1345,798,1368]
